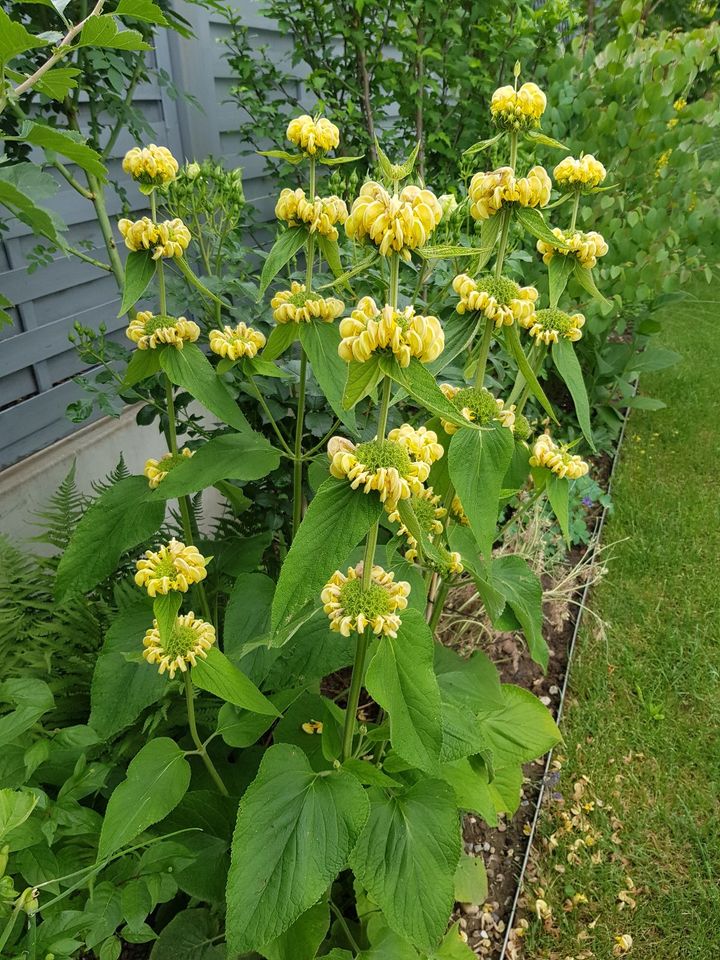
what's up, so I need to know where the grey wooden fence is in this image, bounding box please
[0,0,291,470]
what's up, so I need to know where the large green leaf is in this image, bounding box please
[515,207,569,247]
[0,178,60,243]
[448,424,514,563]
[551,338,595,448]
[148,432,279,500]
[150,909,224,960]
[192,648,279,717]
[299,320,356,429]
[271,478,382,637]
[78,15,150,49]
[0,679,54,749]
[90,602,164,739]
[119,250,156,315]
[350,780,461,951]
[98,738,191,859]
[491,555,547,669]
[160,342,252,433]
[224,571,275,661]
[264,610,355,690]
[454,856,488,906]
[115,0,169,24]
[19,122,106,179]
[546,473,570,544]
[547,254,575,308]
[573,259,610,305]
[0,789,36,843]
[226,743,369,954]
[0,10,47,67]
[434,643,504,714]
[262,322,299,362]
[343,356,383,409]
[504,324,557,422]
[123,347,161,387]
[55,476,165,601]
[258,227,308,298]
[261,901,330,960]
[477,685,561,767]
[382,358,470,428]
[365,608,442,773]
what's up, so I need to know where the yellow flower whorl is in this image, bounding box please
[345,181,442,260]
[321,564,410,637]
[468,166,551,220]
[338,297,444,367]
[144,447,194,489]
[327,435,430,509]
[529,434,589,480]
[118,216,191,259]
[126,311,200,351]
[387,424,444,465]
[452,273,538,328]
[209,322,266,361]
[143,611,216,679]
[122,144,179,187]
[440,383,516,435]
[135,538,210,597]
[553,155,606,190]
[275,188,348,240]
[286,115,340,155]
[521,307,585,346]
[490,82,547,130]
[270,282,344,324]
[387,486,446,563]
[537,228,608,269]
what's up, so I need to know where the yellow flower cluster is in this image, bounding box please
[301,720,324,735]
[387,424,444,465]
[144,447,194,489]
[143,611,215,679]
[537,228,608,269]
[345,181,442,260]
[135,538,210,597]
[118,217,191,259]
[327,435,429,509]
[286,114,340,155]
[387,486,445,563]
[275,188,348,241]
[440,383,515,435]
[122,144,178,187]
[490,82,547,129]
[530,434,589,480]
[469,166,551,220]
[452,273,538,328]
[440,548,464,575]
[553,154,606,190]
[520,307,585,346]
[451,495,469,526]
[321,564,411,638]
[338,297,444,367]
[270,282,344,325]
[209,322,266,360]
[126,311,200,351]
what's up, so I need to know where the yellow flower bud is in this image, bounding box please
[553,154,606,190]
[122,144,179,187]
[452,273,538,328]
[271,282,344,324]
[521,307,585,346]
[338,297,444,367]
[490,82,546,129]
[321,564,410,638]
[144,447,194,488]
[468,166,551,220]
[275,188,348,240]
[118,217,191,259]
[286,114,340,155]
[537,228,608,269]
[529,434,589,480]
[126,311,200,351]
[209,322,266,361]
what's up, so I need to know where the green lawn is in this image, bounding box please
[522,287,720,960]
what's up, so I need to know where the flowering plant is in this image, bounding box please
[2,70,621,960]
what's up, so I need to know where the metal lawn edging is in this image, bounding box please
[498,395,635,959]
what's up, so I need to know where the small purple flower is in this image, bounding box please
[581,496,593,507]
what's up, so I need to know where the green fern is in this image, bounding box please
[31,462,87,552]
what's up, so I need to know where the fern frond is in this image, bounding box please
[31,463,87,551]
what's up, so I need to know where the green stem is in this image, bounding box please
[247,378,295,456]
[494,206,512,281]
[428,579,449,634]
[291,351,308,538]
[341,628,370,762]
[329,900,361,953]
[184,673,229,796]
[86,171,126,296]
[64,244,112,272]
[508,342,546,411]
[388,252,400,308]
[569,189,581,232]
[509,131,519,171]
[0,898,23,954]
[474,317,495,387]
[164,375,213,624]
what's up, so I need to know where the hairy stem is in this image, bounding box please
[570,189,581,232]
[184,673,229,796]
[291,351,308,538]
[474,317,495,387]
